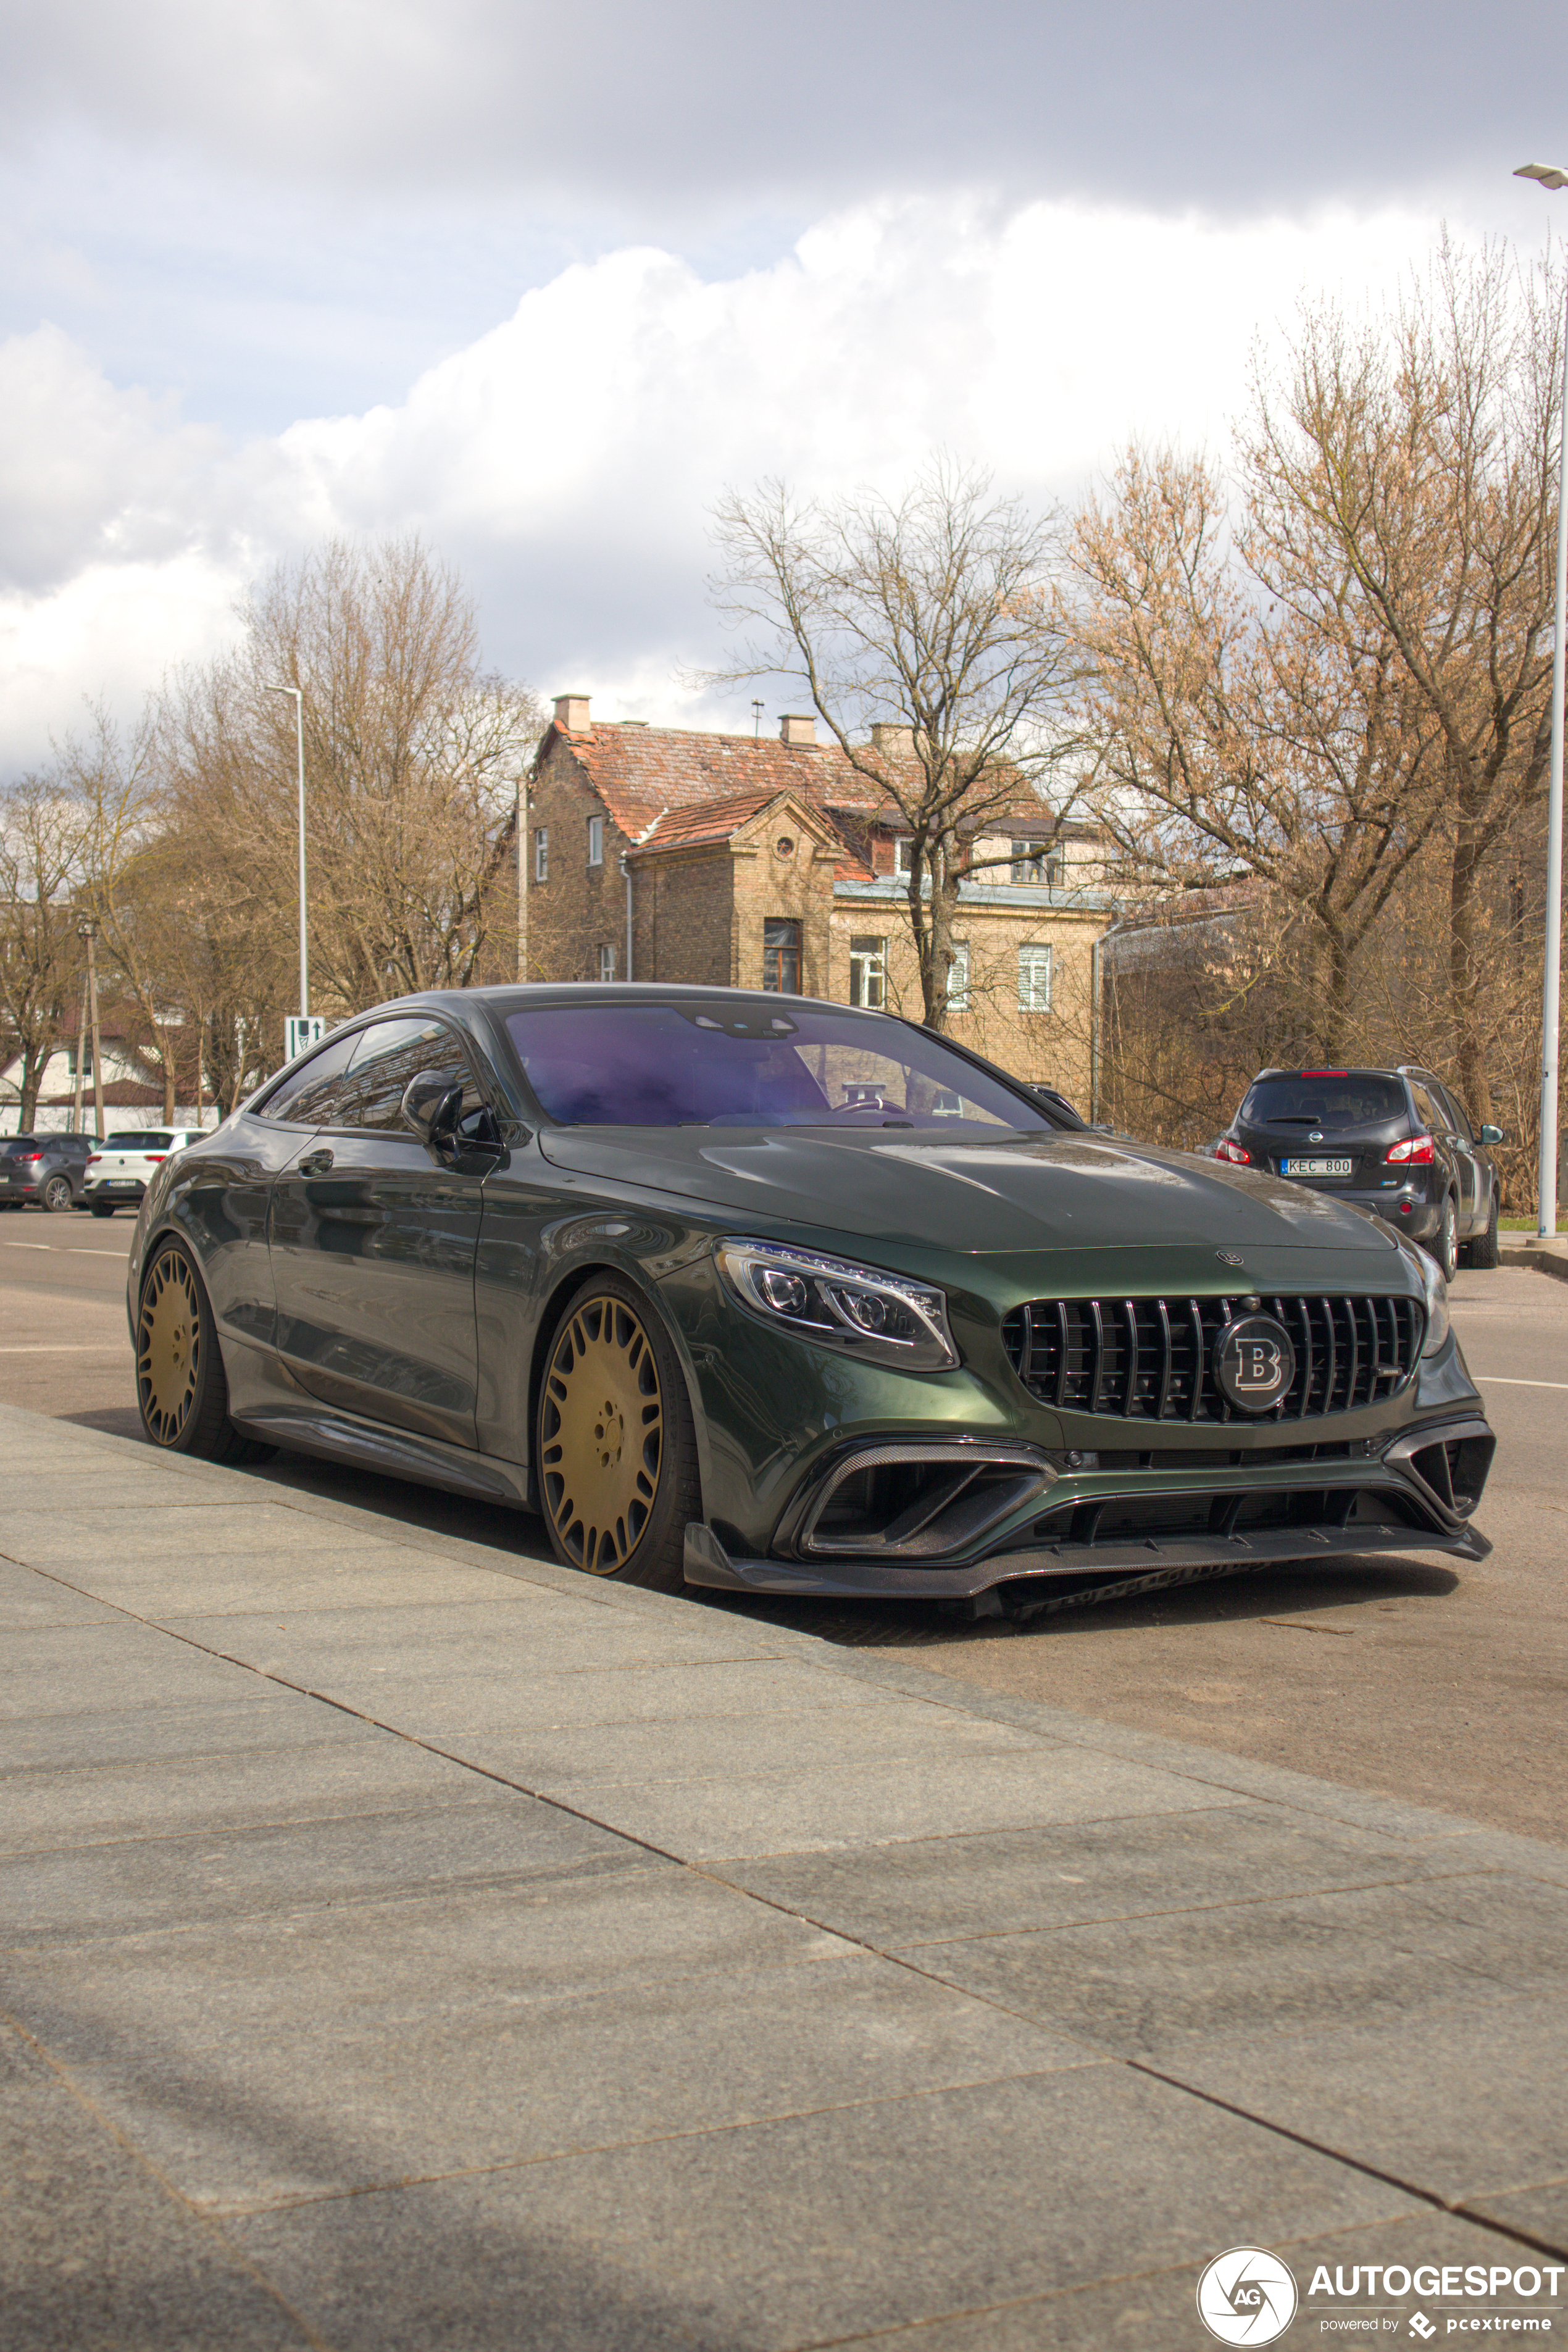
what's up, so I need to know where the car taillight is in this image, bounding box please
[1216,1138,1251,1164]
[146,1154,166,1163]
[86,1154,102,1165]
[1386,1134,1435,1165]
[19,1151,42,1162]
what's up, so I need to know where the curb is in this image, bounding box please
[1500,1238,1568,1285]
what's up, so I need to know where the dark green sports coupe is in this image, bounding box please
[127,985,1495,1618]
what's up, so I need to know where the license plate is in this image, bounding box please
[1282,1157,1354,1177]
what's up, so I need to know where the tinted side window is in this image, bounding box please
[1408,1080,1442,1131]
[259,1030,360,1125]
[332,1020,480,1133]
[1435,1086,1474,1142]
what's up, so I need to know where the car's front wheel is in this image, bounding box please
[535,1274,699,1591]
[135,1238,251,1461]
[1428,1194,1459,1285]
[41,1174,73,1213]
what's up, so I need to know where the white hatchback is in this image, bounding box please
[83,1129,206,1216]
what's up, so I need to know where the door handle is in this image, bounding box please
[298,1148,335,1176]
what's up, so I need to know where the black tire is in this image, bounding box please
[90,1204,114,1217]
[135,1236,253,1461]
[1467,1190,1500,1270]
[41,1174,73,1214]
[1426,1194,1459,1285]
[535,1272,700,1591]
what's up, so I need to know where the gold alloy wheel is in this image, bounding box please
[137,1249,202,1445]
[540,1295,664,1574]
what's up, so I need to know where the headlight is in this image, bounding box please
[715,1238,959,1372]
[1399,1240,1451,1355]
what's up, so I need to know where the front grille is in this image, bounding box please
[1001,1294,1424,1422]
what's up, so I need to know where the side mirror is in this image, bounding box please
[401,1071,464,1147]
[1479,1124,1505,1148]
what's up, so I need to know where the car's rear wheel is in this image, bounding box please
[41,1174,72,1213]
[1464,1190,1500,1270]
[136,1238,252,1461]
[91,1204,114,1217]
[535,1274,699,1591]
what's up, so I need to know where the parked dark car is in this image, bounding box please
[2,1131,94,1212]
[1216,1066,1503,1280]
[124,988,1495,1619]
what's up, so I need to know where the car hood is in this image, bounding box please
[535,1127,1401,1260]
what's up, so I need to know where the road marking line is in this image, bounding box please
[1473,1375,1568,1390]
[65,1248,129,1256]
[0,1344,127,1353]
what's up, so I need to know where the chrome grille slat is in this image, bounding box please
[1002,1294,1422,1422]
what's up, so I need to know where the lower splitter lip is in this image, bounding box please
[683,1514,1491,1600]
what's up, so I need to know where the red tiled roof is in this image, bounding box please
[544,722,880,841]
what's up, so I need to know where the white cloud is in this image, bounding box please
[0,191,1457,770]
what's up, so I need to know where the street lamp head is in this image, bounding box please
[1516,162,1568,192]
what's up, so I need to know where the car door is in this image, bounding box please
[1431,1080,1484,1233]
[268,1016,490,1449]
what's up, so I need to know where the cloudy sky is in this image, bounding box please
[2,0,1564,772]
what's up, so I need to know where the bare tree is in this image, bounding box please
[709,462,1082,1029]
[162,538,541,1048]
[1245,236,1563,1117]
[0,770,85,1128]
[1073,446,1448,1062]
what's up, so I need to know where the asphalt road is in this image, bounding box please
[3,1207,1564,1842]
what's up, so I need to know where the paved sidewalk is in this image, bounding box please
[2,1403,1565,2350]
[1502,1231,1568,1284]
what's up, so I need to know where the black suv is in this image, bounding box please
[1,1132,95,1212]
[1216,1065,1504,1280]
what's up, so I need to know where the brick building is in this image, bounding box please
[523,696,1114,1101]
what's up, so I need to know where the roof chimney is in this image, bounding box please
[553,693,591,733]
[870,722,915,758]
[779,714,817,749]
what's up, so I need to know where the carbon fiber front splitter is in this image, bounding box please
[682,1514,1491,1604]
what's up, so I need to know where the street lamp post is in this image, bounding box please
[266,685,309,1019]
[1515,162,1568,1238]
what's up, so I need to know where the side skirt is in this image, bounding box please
[233,1398,534,1511]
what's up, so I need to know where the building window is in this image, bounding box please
[1019,942,1053,1012]
[534,827,548,883]
[597,943,616,984]
[849,934,886,1011]
[948,941,970,1014]
[588,815,604,867]
[763,917,801,993]
[1011,839,1064,887]
[893,836,914,877]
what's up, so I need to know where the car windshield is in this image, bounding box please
[104,1131,164,1148]
[1,1138,38,1154]
[1240,1075,1407,1128]
[506,1001,1045,1130]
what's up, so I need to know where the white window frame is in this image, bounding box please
[587,815,604,867]
[533,827,548,883]
[893,836,914,877]
[1018,942,1053,1013]
[597,943,616,984]
[947,940,970,1014]
[848,935,887,1011]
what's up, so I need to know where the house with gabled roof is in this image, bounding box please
[524,696,1114,1104]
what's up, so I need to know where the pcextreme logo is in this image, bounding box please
[1197,2247,1299,2345]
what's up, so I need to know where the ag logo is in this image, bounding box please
[1216,1314,1296,1413]
[1196,2246,1298,2344]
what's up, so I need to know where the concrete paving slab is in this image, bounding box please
[0,1558,120,1630]
[225,2067,1425,2352]
[23,1958,1098,2215]
[0,1501,432,1567]
[1159,1989,1568,2203]
[535,1741,1234,1860]
[0,1620,256,1717]
[888,1873,1568,2059]
[461,1694,1043,1789]
[0,1793,643,1943]
[0,2025,310,2352]
[720,1803,1480,1946]
[0,1689,373,1773]
[0,1731,509,1854]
